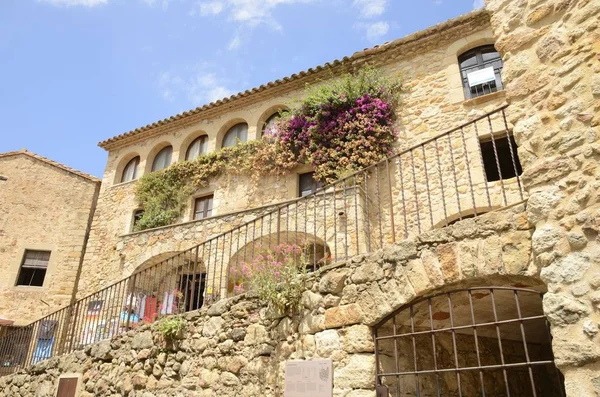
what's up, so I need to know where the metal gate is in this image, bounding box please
[374,287,565,397]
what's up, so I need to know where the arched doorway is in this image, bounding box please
[374,286,565,396]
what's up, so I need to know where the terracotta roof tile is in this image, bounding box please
[98,8,488,150]
[0,149,101,183]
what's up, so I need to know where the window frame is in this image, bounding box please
[262,113,281,137]
[193,194,214,220]
[185,135,209,161]
[479,134,523,183]
[120,156,140,183]
[15,250,51,287]
[458,45,504,100]
[298,171,322,197]
[151,146,173,172]
[222,123,248,148]
[132,209,144,231]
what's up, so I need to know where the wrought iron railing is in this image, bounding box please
[0,105,525,375]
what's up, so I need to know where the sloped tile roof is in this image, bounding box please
[0,149,101,183]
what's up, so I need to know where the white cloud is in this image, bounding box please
[198,0,224,15]
[38,0,107,7]
[473,0,485,9]
[355,20,389,41]
[353,0,387,18]
[192,0,314,32]
[365,21,389,40]
[141,0,172,10]
[159,67,234,105]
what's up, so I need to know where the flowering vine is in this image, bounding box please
[134,67,402,231]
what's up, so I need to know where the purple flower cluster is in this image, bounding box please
[277,93,397,182]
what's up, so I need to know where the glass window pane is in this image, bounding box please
[481,49,501,62]
[299,172,321,197]
[152,146,173,171]
[194,195,214,220]
[223,123,248,147]
[121,157,139,183]
[186,136,208,161]
[263,113,280,137]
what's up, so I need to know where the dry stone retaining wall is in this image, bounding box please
[0,206,549,397]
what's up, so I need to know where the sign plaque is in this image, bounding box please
[284,359,333,397]
[467,66,496,87]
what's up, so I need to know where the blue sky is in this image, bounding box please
[0,0,483,177]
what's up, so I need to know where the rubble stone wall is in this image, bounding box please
[484,0,600,394]
[0,207,549,397]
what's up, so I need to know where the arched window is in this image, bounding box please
[121,156,140,183]
[262,113,281,137]
[185,136,208,161]
[458,45,503,100]
[151,146,173,172]
[222,123,248,148]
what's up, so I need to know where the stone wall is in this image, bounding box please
[0,153,99,325]
[79,10,510,296]
[484,0,600,394]
[0,206,552,396]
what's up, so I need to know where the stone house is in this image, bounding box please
[1,0,599,395]
[0,150,100,326]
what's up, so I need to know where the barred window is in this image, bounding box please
[459,45,504,100]
[16,250,50,287]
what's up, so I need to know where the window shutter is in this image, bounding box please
[22,251,50,269]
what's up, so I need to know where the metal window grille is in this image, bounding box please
[459,45,504,100]
[374,287,565,397]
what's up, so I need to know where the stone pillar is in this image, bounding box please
[484,0,600,394]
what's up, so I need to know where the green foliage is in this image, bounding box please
[154,314,187,341]
[300,66,403,113]
[133,67,403,231]
[134,139,299,231]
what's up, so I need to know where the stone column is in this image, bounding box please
[484,0,600,394]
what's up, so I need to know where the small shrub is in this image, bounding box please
[154,314,187,341]
[234,244,308,315]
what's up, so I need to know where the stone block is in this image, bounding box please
[319,269,348,294]
[324,304,363,329]
[131,331,154,350]
[340,325,374,353]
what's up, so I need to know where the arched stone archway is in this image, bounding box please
[373,281,565,396]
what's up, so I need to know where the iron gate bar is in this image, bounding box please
[376,360,557,376]
[374,286,564,397]
[374,314,547,340]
